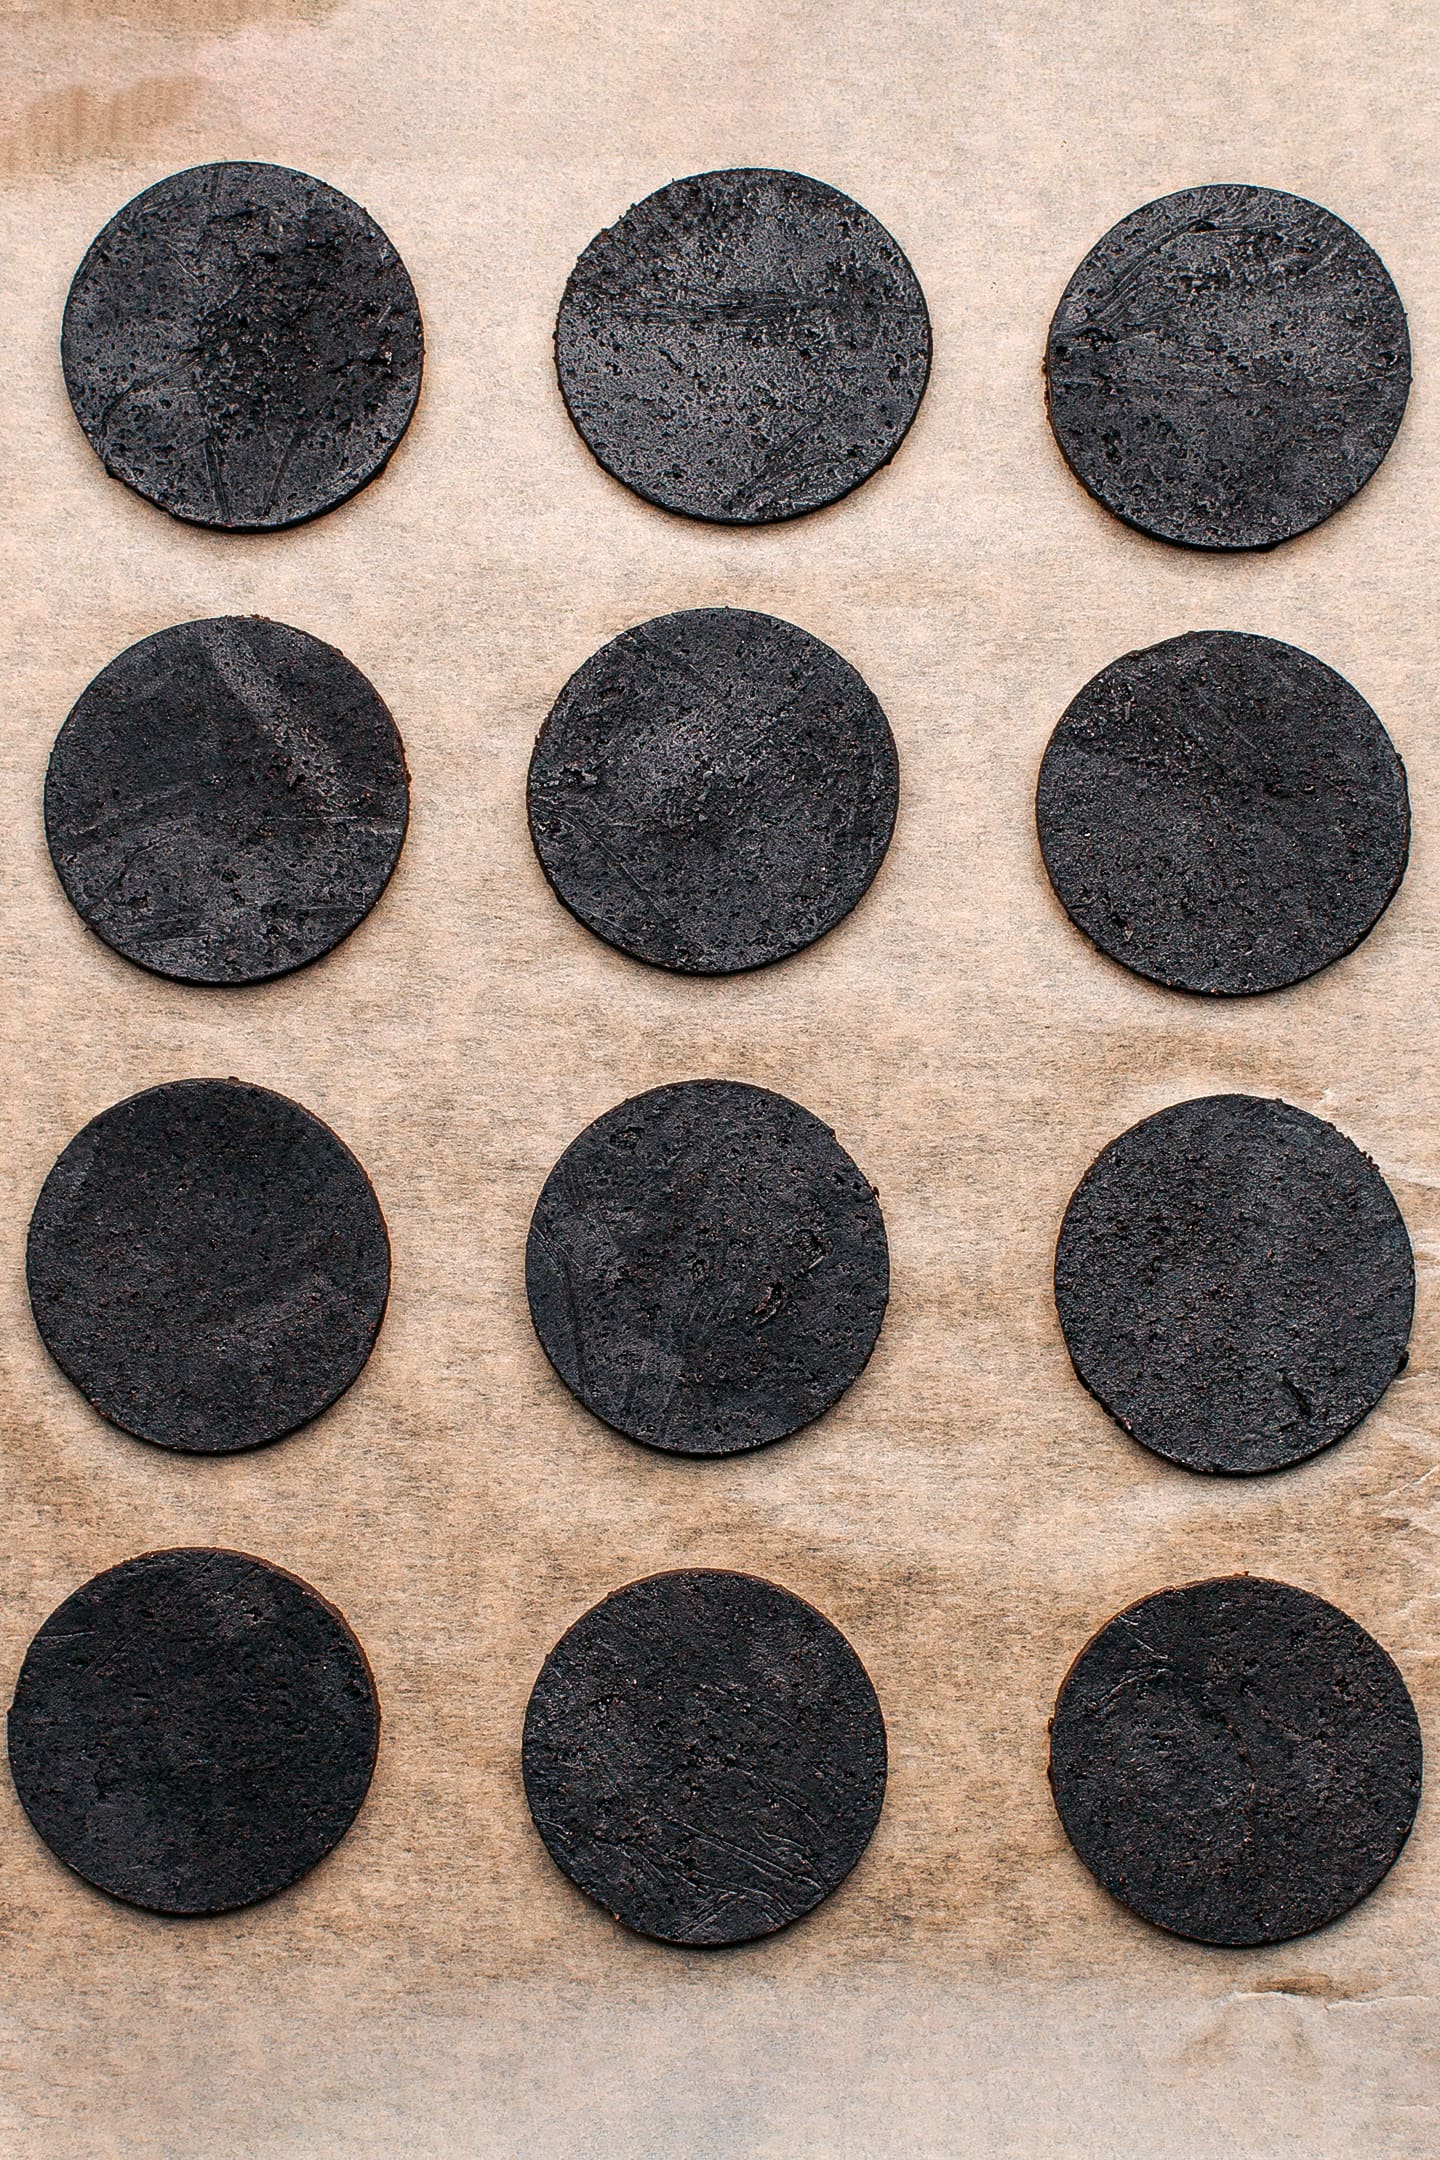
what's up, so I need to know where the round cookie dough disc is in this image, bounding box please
[527,1080,888,1456]
[8,1548,380,1914]
[528,609,899,973]
[1036,630,1409,996]
[27,1078,391,1454]
[1045,185,1410,549]
[63,161,423,530]
[45,617,410,987]
[1054,1094,1413,1475]
[523,1569,887,1945]
[1049,1577,1422,1946]
[555,167,931,523]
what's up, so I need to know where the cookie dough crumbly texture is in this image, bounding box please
[523,1569,887,1946]
[1045,184,1410,550]
[526,1079,889,1456]
[1054,1094,1414,1475]
[46,617,410,987]
[62,161,424,531]
[555,167,932,523]
[1049,1577,1422,1946]
[1036,630,1410,996]
[528,608,899,974]
[26,1078,391,1454]
[7,1548,380,1915]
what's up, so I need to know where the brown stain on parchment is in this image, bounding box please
[4,0,341,30]
[0,76,201,176]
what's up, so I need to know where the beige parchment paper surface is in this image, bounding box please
[1,2,1438,2153]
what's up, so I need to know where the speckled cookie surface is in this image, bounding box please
[1045,185,1410,549]
[527,1080,888,1456]
[527,608,898,972]
[555,167,931,523]
[27,1079,390,1454]
[1036,630,1409,995]
[45,617,410,986]
[1049,1577,1422,1945]
[62,161,423,530]
[8,1548,379,1915]
[1054,1094,1413,1474]
[523,1569,887,1946]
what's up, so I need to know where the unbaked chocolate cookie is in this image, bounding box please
[27,1079,390,1453]
[526,1080,888,1455]
[1054,1094,1413,1474]
[46,617,410,985]
[528,608,898,972]
[1036,630,1408,995]
[1049,1576,1421,1944]
[63,161,423,529]
[523,1569,886,1945]
[9,1548,379,1914]
[1045,186,1410,548]
[555,167,931,522]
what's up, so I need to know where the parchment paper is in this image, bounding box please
[1,3,1437,2154]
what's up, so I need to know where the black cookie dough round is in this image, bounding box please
[555,167,931,523]
[1045,185,1410,549]
[1054,1094,1413,1475]
[1036,630,1409,996]
[8,1548,379,1914]
[523,1569,887,1945]
[1049,1576,1421,1946]
[527,1080,888,1456]
[46,617,410,987]
[63,161,423,530]
[528,609,898,973]
[27,1078,390,1453]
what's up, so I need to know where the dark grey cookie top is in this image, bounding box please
[27,1079,390,1454]
[1045,185,1410,549]
[1049,1576,1422,1946]
[528,609,898,973]
[8,1548,379,1915]
[46,617,410,987]
[1036,630,1409,996]
[62,161,423,530]
[523,1569,887,1946]
[1054,1094,1413,1475]
[555,167,931,523]
[527,1080,888,1456]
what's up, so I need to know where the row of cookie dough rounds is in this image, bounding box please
[46,609,1409,997]
[66,162,1407,547]
[8,1549,1420,1952]
[23,1075,1413,1477]
[15,1074,1421,1944]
